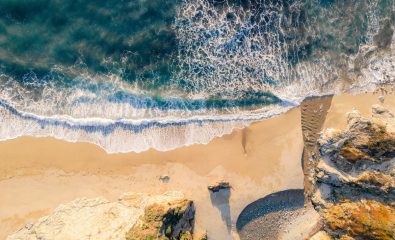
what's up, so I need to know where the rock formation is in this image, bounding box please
[126,199,195,240]
[309,105,395,240]
[7,191,195,240]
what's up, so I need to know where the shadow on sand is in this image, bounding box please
[236,189,304,240]
[209,188,232,232]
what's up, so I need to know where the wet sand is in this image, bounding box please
[0,92,394,239]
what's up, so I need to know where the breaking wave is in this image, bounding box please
[0,0,394,152]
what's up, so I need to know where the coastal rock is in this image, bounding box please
[208,181,231,193]
[126,199,195,240]
[372,104,395,132]
[159,175,170,183]
[7,191,190,240]
[372,104,394,120]
[310,105,395,239]
[323,200,395,240]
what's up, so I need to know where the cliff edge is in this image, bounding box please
[309,104,395,240]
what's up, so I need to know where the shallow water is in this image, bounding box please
[0,0,394,152]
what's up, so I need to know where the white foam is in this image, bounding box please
[0,100,295,153]
[0,0,393,153]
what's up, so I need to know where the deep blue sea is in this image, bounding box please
[0,0,394,152]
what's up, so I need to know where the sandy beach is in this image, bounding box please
[0,1,393,239]
[0,91,394,239]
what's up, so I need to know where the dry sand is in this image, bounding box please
[0,91,394,240]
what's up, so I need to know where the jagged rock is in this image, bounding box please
[207,181,231,193]
[310,105,395,240]
[318,107,395,174]
[323,200,395,240]
[126,199,195,240]
[346,109,362,125]
[7,191,187,240]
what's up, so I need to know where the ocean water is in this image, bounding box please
[0,0,394,152]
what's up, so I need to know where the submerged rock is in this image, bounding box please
[309,105,395,240]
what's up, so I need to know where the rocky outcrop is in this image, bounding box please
[323,200,394,239]
[309,105,395,240]
[126,199,195,240]
[7,191,194,240]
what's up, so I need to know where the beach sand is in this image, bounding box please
[0,91,394,239]
[0,108,305,240]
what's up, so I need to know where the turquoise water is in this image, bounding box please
[0,0,393,152]
[0,0,177,87]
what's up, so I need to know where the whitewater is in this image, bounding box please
[0,0,394,153]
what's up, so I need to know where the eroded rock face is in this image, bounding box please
[126,199,195,240]
[323,200,395,240]
[310,105,395,240]
[7,191,191,240]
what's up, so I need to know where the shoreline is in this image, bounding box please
[0,98,295,153]
[0,92,394,239]
[0,87,384,154]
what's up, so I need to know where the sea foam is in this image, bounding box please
[0,99,296,153]
[0,0,393,153]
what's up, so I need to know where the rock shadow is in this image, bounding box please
[209,188,232,232]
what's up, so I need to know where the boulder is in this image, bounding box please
[207,181,231,193]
